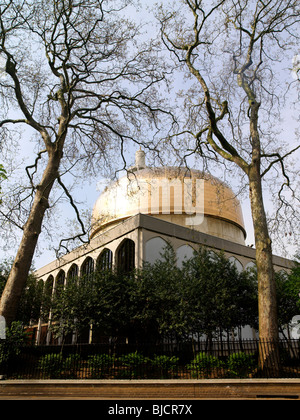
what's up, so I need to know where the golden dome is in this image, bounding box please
[91,151,246,244]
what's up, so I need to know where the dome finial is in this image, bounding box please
[135,148,146,169]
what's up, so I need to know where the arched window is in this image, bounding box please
[245,261,256,272]
[42,275,54,321]
[117,239,135,273]
[81,257,94,280]
[278,269,288,280]
[67,264,79,284]
[34,280,44,322]
[37,279,44,300]
[176,244,195,268]
[55,270,65,296]
[56,270,65,285]
[208,250,218,262]
[145,237,168,265]
[44,275,54,295]
[97,248,113,271]
[228,256,243,273]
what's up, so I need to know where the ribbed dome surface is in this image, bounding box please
[91,154,246,245]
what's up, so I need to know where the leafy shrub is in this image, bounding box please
[187,352,224,378]
[150,355,179,378]
[63,353,81,377]
[64,353,81,367]
[88,354,115,378]
[118,351,148,366]
[38,353,64,378]
[0,322,27,367]
[227,352,256,378]
[116,351,148,379]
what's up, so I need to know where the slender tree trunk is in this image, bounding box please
[247,96,280,373]
[0,149,62,326]
[249,165,279,372]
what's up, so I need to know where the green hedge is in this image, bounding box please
[36,350,261,379]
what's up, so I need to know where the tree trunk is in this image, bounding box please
[249,165,280,373]
[0,150,61,326]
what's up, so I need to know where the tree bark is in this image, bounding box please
[0,149,62,326]
[249,165,280,372]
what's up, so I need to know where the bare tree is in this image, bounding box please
[157,0,300,368]
[0,164,6,201]
[0,0,169,325]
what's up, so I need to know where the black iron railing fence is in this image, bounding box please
[1,339,299,380]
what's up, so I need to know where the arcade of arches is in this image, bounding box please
[32,221,290,346]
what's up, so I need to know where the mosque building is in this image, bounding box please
[32,149,293,344]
